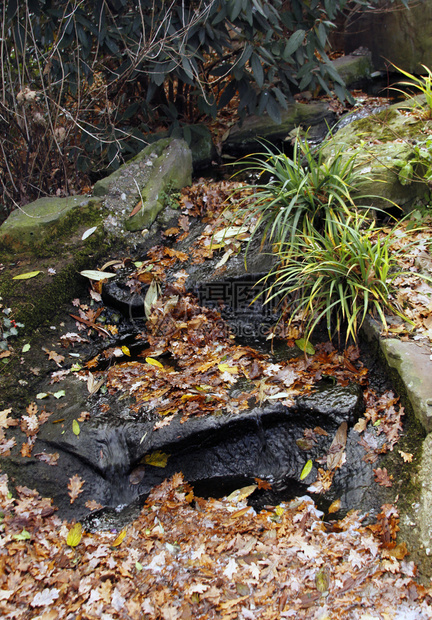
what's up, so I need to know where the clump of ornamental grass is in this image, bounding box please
[235,136,368,254]
[258,213,423,346]
[392,63,432,118]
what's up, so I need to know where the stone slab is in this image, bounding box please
[380,338,432,433]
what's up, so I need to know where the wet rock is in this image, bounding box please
[380,338,432,432]
[0,372,367,524]
[295,383,365,426]
[102,280,148,319]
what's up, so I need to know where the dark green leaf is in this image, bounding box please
[284,29,306,58]
[251,53,264,88]
[266,95,281,124]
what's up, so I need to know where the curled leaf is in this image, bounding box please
[79,270,116,281]
[112,528,127,547]
[144,279,159,319]
[145,357,163,369]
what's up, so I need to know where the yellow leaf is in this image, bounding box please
[315,567,330,593]
[226,485,257,503]
[230,506,251,519]
[66,523,82,547]
[145,357,164,369]
[218,363,238,374]
[327,498,342,514]
[12,271,41,280]
[112,528,127,547]
[121,346,131,357]
[72,420,80,436]
[275,506,284,517]
[144,450,169,468]
[300,459,313,480]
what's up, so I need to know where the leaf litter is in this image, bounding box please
[1,181,432,616]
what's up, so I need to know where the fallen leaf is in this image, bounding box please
[13,528,31,540]
[42,348,65,367]
[327,498,342,514]
[255,477,272,490]
[144,280,160,319]
[34,452,59,466]
[300,459,313,480]
[85,499,103,511]
[66,522,82,547]
[22,343,30,353]
[112,528,127,547]
[72,420,80,436]
[30,588,59,607]
[315,567,330,593]
[327,422,347,471]
[218,363,238,374]
[295,338,315,355]
[79,270,116,281]
[399,450,413,463]
[82,226,97,240]
[68,474,84,503]
[144,451,169,468]
[12,271,41,280]
[145,356,164,369]
[374,467,393,487]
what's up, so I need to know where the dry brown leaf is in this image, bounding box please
[374,467,393,487]
[399,450,413,463]
[68,474,84,503]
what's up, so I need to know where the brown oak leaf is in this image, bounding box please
[68,474,84,503]
[374,467,393,487]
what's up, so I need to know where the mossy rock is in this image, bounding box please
[0,196,110,334]
[223,101,337,153]
[93,137,192,233]
[322,101,432,211]
[0,196,105,257]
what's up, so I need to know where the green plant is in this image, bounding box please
[259,213,422,345]
[0,297,24,353]
[395,137,432,186]
[236,137,366,252]
[392,64,432,118]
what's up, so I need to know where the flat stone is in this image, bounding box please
[381,338,432,432]
[419,434,432,556]
[331,49,373,86]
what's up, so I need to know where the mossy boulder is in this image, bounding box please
[0,196,104,255]
[0,196,109,333]
[93,137,192,232]
[331,49,373,86]
[322,101,432,211]
[223,101,337,153]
